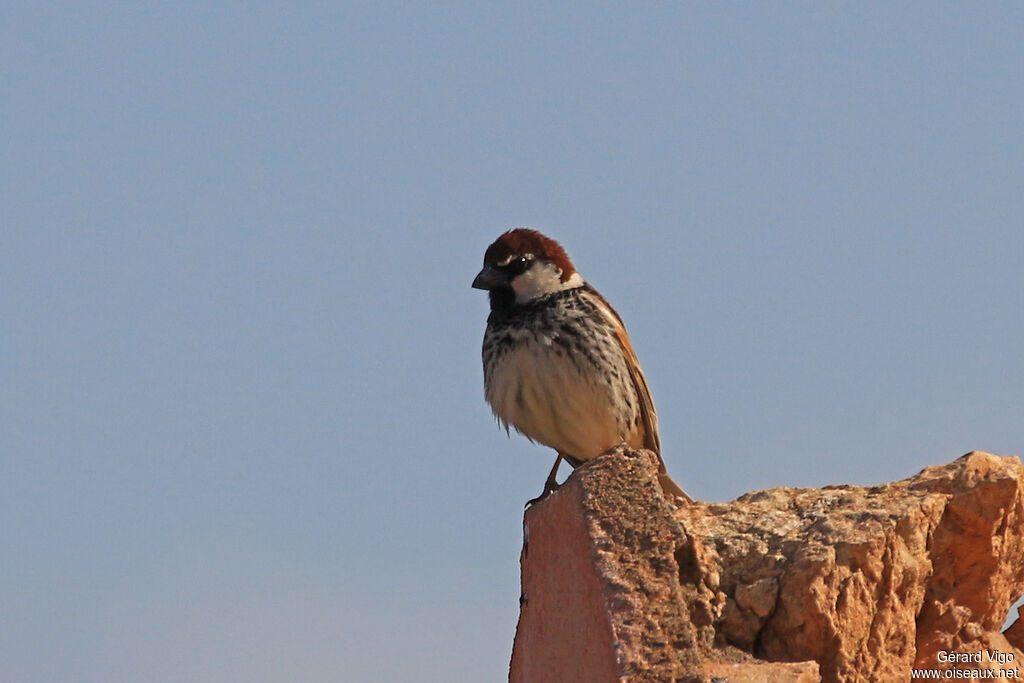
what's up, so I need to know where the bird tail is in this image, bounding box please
[657,469,693,504]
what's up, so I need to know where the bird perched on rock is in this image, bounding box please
[472,228,690,505]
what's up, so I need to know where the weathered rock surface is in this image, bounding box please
[509,447,1024,682]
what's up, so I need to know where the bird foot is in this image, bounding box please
[524,480,560,508]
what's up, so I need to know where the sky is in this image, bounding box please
[2,3,1023,681]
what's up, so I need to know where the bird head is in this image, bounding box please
[472,228,583,306]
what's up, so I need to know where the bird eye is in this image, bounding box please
[509,255,533,274]
[499,254,533,276]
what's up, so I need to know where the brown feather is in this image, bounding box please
[582,284,661,456]
[585,285,691,502]
[483,228,577,282]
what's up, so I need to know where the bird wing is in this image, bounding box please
[582,284,661,457]
[599,298,694,502]
[581,284,692,502]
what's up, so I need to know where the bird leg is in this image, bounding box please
[525,452,565,508]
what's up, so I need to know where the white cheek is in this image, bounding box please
[510,264,583,303]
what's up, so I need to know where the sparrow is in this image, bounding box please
[472,228,691,505]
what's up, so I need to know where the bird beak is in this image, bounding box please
[472,265,506,290]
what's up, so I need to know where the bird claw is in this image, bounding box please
[524,481,560,508]
[523,494,543,509]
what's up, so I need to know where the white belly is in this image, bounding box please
[484,342,638,461]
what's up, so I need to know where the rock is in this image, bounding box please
[508,447,1024,682]
[702,660,820,682]
[509,446,704,682]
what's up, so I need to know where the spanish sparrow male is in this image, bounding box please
[472,228,690,504]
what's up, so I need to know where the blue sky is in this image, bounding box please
[3,3,1023,681]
